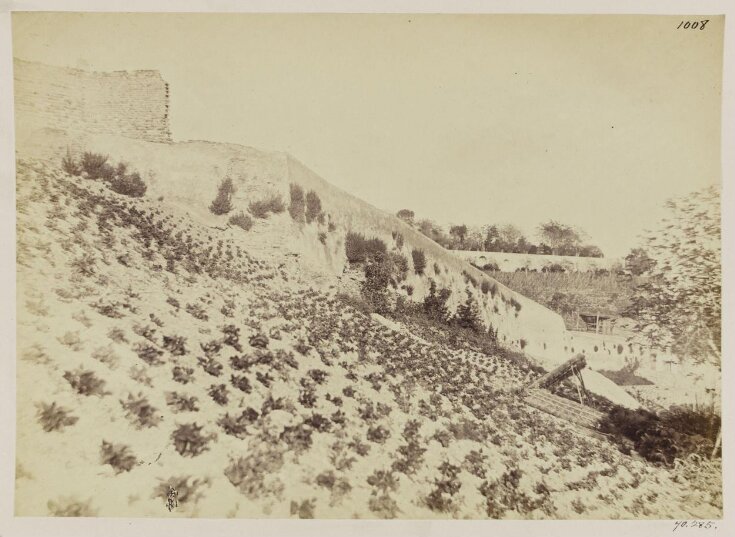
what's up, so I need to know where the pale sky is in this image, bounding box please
[12,13,724,257]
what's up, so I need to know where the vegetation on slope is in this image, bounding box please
[14,156,721,519]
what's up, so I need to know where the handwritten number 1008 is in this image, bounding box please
[677,20,709,30]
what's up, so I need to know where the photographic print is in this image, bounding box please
[8,10,725,523]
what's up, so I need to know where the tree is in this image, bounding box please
[483,225,501,252]
[624,247,656,276]
[514,236,531,254]
[537,220,583,255]
[624,186,720,365]
[454,289,483,332]
[496,224,527,253]
[465,226,484,251]
[209,177,235,215]
[396,209,415,225]
[449,224,468,249]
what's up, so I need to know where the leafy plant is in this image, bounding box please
[120,393,162,429]
[63,368,108,396]
[218,408,259,438]
[163,335,187,356]
[100,440,137,474]
[171,423,215,457]
[208,383,229,406]
[36,402,79,432]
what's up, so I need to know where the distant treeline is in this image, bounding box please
[395,209,604,257]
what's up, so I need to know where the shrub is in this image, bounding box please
[231,374,252,393]
[120,393,162,429]
[411,249,426,275]
[91,345,120,369]
[305,190,322,223]
[367,469,399,494]
[62,149,81,176]
[249,333,269,349]
[218,408,259,438]
[63,368,108,397]
[208,384,229,406]
[393,231,405,249]
[249,194,285,218]
[209,177,235,215]
[185,303,209,321]
[289,183,306,222]
[392,253,409,282]
[100,440,137,474]
[166,392,199,413]
[361,253,393,314]
[81,152,115,180]
[299,388,317,408]
[133,342,164,366]
[598,406,721,465]
[425,461,462,513]
[47,497,97,517]
[200,339,223,357]
[290,499,316,519]
[423,279,451,323]
[198,356,223,377]
[599,368,653,386]
[163,335,187,356]
[544,263,565,273]
[171,423,215,457]
[307,369,329,385]
[345,232,387,263]
[281,423,314,453]
[367,425,391,444]
[368,494,400,519]
[225,444,285,498]
[109,171,147,197]
[228,211,253,231]
[36,402,78,432]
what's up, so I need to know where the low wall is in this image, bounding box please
[456,250,622,273]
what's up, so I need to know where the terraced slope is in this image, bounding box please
[15,159,721,519]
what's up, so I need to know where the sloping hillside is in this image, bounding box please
[15,158,721,518]
[17,126,567,367]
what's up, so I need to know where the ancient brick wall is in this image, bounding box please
[13,58,171,143]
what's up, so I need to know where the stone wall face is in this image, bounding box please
[13,59,171,143]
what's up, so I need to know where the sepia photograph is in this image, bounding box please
[1,3,732,536]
